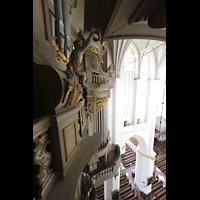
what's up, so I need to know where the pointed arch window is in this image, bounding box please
[120,43,138,126]
[137,55,149,123]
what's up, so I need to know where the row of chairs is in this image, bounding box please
[119,174,138,200]
[95,182,104,200]
[121,144,136,168]
[154,155,166,175]
[129,137,138,148]
[153,138,166,154]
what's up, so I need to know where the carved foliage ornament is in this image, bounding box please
[52,37,69,65]
[96,96,110,113]
[87,95,110,121]
[87,97,95,121]
[33,132,54,194]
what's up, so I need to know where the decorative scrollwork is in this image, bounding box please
[96,96,110,113]
[99,90,110,95]
[87,97,96,121]
[81,172,94,200]
[63,64,83,107]
[33,132,55,198]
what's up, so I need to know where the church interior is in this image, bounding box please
[33,0,166,199]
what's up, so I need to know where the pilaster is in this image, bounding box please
[133,78,140,125]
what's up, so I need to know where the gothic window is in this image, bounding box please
[137,55,149,123]
[121,44,138,125]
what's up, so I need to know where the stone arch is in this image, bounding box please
[132,133,148,155]
[129,40,140,78]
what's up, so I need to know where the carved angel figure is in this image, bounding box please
[70,31,97,85]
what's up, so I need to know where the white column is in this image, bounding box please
[134,149,155,194]
[147,79,160,154]
[111,78,119,144]
[104,175,120,200]
[104,179,112,200]
[133,78,139,125]
[104,78,121,199]
[135,78,143,124]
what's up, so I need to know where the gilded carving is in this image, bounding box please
[99,90,110,95]
[91,68,99,73]
[63,64,83,107]
[85,48,92,56]
[52,37,69,65]
[96,96,110,113]
[87,90,110,96]
[33,132,54,197]
[87,95,110,119]
[87,97,96,121]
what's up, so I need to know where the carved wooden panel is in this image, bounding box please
[33,131,55,198]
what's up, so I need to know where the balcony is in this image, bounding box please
[88,143,121,186]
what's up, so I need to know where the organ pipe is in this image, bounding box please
[96,104,109,149]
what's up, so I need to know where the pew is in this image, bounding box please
[95,182,104,200]
[153,186,166,199]
[130,196,138,200]
[119,189,135,200]
[129,137,138,147]
[120,179,129,189]
[154,155,166,175]
[153,139,166,154]
[121,151,135,158]
[154,155,166,164]
[151,181,163,193]
[121,144,137,168]
[119,183,132,196]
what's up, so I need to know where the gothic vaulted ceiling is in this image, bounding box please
[84,0,166,41]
